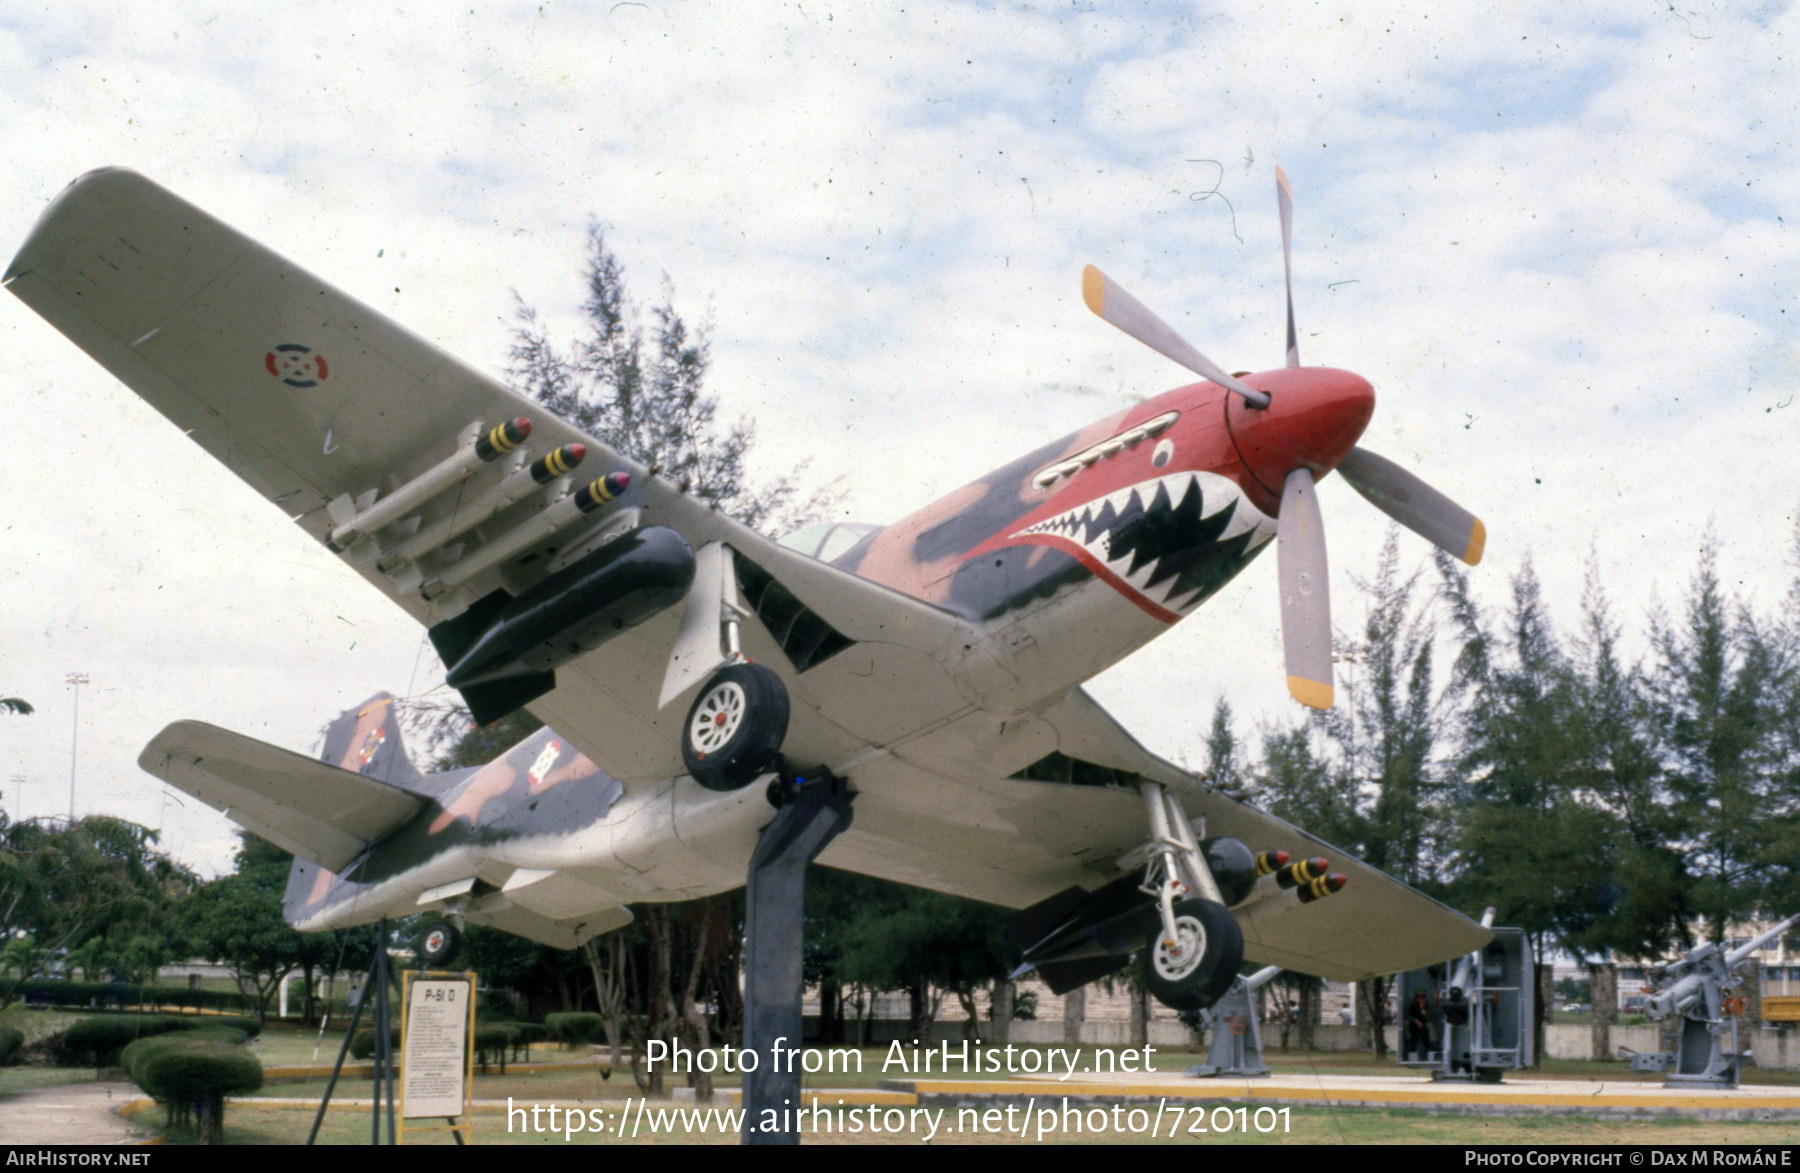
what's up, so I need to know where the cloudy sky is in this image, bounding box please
[1,2,1794,877]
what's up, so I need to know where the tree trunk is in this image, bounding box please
[819,979,840,1045]
[991,979,1013,1046]
[679,903,714,1101]
[1062,986,1085,1047]
[1590,963,1618,1062]
[1534,962,1555,1068]
[583,935,628,1073]
[1358,977,1389,1057]
[1298,981,1320,1052]
[909,979,931,1042]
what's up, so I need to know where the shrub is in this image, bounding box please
[545,1012,604,1047]
[474,1024,519,1074]
[124,1036,262,1144]
[350,1026,401,1061]
[508,1022,548,1058]
[10,981,254,1015]
[59,1015,194,1067]
[0,1028,23,1065]
[208,1015,261,1040]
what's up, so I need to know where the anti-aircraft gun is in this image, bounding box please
[1634,912,1799,1088]
[1395,907,1534,1083]
[1187,965,1283,1078]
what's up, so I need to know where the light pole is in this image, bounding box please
[65,673,87,824]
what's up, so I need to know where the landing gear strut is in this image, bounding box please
[1137,782,1242,1011]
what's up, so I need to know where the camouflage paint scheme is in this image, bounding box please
[285,694,622,930]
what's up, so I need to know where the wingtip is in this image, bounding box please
[1276,165,1292,196]
[1287,675,1333,710]
[1463,518,1486,566]
[1081,265,1105,316]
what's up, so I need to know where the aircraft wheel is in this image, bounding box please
[418,920,462,968]
[682,663,790,792]
[1143,898,1242,1012]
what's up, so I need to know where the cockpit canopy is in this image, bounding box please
[776,521,880,564]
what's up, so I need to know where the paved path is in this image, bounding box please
[884,1070,1800,1119]
[0,1082,156,1145]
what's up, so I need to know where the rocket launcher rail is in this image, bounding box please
[327,417,533,551]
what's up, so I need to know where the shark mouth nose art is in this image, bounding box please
[1015,470,1276,620]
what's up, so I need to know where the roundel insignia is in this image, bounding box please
[528,740,562,787]
[356,727,386,765]
[265,343,330,388]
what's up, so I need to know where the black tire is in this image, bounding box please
[681,663,790,792]
[1142,898,1242,1012]
[418,920,462,968]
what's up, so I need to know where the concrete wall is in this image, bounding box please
[829,1018,1800,1071]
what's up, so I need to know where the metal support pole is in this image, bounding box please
[306,933,383,1146]
[740,769,853,1145]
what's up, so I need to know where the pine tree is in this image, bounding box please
[1649,539,1789,943]
[508,226,830,533]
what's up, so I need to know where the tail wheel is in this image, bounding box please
[682,663,790,792]
[418,920,462,967]
[1143,898,1242,1012]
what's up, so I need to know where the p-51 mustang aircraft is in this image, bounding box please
[7,167,1490,1011]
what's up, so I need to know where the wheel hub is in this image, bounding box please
[690,681,747,754]
[1153,914,1206,980]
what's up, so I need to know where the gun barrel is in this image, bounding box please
[1727,912,1800,968]
[1244,965,1283,991]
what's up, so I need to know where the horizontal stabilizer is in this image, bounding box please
[140,721,426,872]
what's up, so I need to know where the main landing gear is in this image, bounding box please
[418,915,465,967]
[669,542,792,793]
[1137,782,1243,1011]
[682,662,790,791]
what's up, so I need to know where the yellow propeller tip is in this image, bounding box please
[1287,676,1334,710]
[1082,265,1105,316]
[1463,518,1486,567]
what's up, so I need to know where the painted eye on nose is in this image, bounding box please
[1152,439,1174,468]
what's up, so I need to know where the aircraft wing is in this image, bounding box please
[1034,689,1490,981]
[140,721,425,873]
[6,168,967,783]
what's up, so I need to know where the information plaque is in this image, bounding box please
[399,970,477,1143]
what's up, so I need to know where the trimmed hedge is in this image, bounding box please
[545,1012,604,1047]
[122,1035,262,1144]
[55,1011,258,1067]
[59,1015,194,1067]
[474,1024,519,1074]
[12,980,254,1014]
[350,1026,401,1061]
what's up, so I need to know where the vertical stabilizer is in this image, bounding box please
[318,692,423,790]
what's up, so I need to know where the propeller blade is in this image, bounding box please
[1082,265,1270,408]
[1277,166,1298,369]
[1278,467,1334,710]
[1337,446,1486,566]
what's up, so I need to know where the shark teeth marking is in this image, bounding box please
[1016,471,1276,614]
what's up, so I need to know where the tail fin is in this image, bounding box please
[319,692,423,790]
[282,692,422,926]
